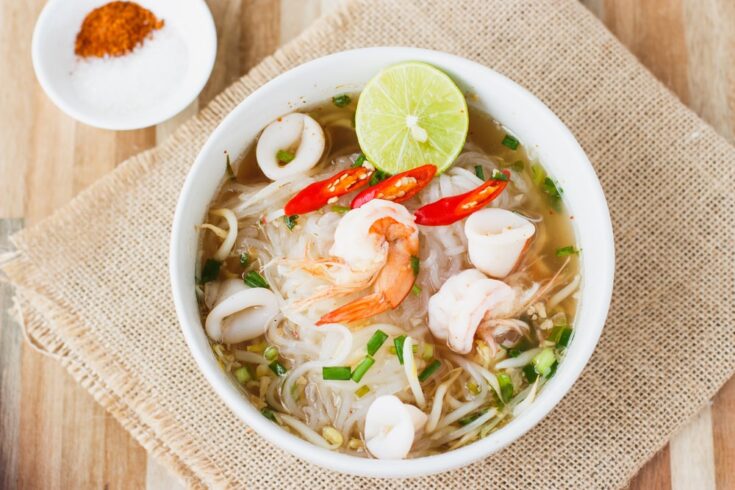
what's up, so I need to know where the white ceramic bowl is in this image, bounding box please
[32,0,216,130]
[170,47,614,478]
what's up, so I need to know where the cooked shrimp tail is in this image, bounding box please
[316,291,391,325]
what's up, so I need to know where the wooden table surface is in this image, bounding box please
[1,0,733,488]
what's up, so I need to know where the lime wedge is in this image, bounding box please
[355,62,468,174]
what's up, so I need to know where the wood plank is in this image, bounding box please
[670,407,717,490]
[628,445,672,490]
[712,377,735,490]
[0,219,24,490]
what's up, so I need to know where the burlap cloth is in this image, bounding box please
[4,0,735,488]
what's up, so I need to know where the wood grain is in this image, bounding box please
[0,0,733,488]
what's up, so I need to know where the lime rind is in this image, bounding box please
[355,62,469,175]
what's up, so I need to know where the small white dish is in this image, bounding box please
[31,0,216,130]
[170,47,615,478]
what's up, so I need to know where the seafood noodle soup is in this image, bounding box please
[196,62,580,458]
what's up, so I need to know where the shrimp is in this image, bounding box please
[427,269,518,354]
[315,199,419,325]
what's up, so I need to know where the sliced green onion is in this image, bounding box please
[269,360,287,377]
[532,348,556,377]
[351,153,366,168]
[551,326,573,348]
[332,94,351,107]
[366,330,388,356]
[506,348,521,358]
[411,284,422,296]
[244,271,269,289]
[394,335,407,364]
[543,177,563,209]
[547,360,559,378]
[523,364,538,383]
[369,169,389,186]
[491,169,509,181]
[276,149,295,163]
[239,252,250,267]
[322,366,352,380]
[418,359,441,382]
[261,407,277,422]
[355,385,371,398]
[199,259,221,284]
[497,372,514,402]
[501,134,519,150]
[234,366,251,384]
[510,160,524,172]
[530,163,546,185]
[246,341,266,353]
[555,246,579,257]
[283,214,299,230]
[331,204,351,213]
[225,152,236,180]
[263,345,279,361]
[474,165,485,180]
[410,256,420,276]
[351,356,375,382]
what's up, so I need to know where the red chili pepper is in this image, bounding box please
[350,164,437,208]
[284,166,373,215]
[414,169,511,226]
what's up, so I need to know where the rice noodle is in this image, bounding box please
[403,337,426,408]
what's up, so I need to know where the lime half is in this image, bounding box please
[355,62,469,174]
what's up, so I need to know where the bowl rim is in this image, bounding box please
[31,0,217,131]
[170,47,615,478]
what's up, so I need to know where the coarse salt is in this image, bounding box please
[70,25,188,116]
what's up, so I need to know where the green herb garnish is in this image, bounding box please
[332,94,352,107]
[411,284,422,296]
[331,204,351,213]
[543,177,563,209]
[530,163,546,185]
[410,256,420,276]
[394,335,407,364]
[418,360,441,382]
[351,153,366,168]
[283,214,299,230]
[501,134,519,150]
[322,366,352,380]
[492,169,509,181]
[551,326,573,348]
[506,348,521,358]
[239,252,250,267]
[244,271,269,289]
[474,165,485,180]
[269,360,287,377]
[458,409,488,426]
[366,330,389,356]
[355,385,371,398]
[263,346,279,361]
[369,169,389,186]
[351,356,375,382]
[497,372,514,402]
[261,407,278,422]
[523,364,538,383]
[555,246,579,257]
[276,149,295,164]
[200,259,221,284]
[234,366,251,384]
[532,348,556,377]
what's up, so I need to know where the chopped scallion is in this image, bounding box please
[410,256,420,276]
[246,341,267,353]
[532,348,556,377]
[418,359,441,382]
[523,364,538,382]
[421,343,434,361]
[269,360,287,377]
[366,330,388,356]
[394,335,407,364]
[411,284,422,296]
[555,246,579,257]
[502,134,519,150]
[263,346,279,361]
[283,214,299,230]
[244,271,269,289]
[543,177,563,209]
[351,153,366,168]
[530,163,546,185]
[331,204,351,213]
[234,366,251,384]
[551,326,573,348]
[199,259,221,284]
[369,169,389,186]
[492,169,509,181]
[506,348,521,358]
[261,407,278,422]
[322,366,352,380]
[355,385,371,398]
[497,372,514,402]
[474,165,485,180]
[332,94,351,107]
[276,149,295,164]
[239,252,250,267]
[351,356,375,382]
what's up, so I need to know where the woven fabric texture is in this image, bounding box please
[4,0,735,488]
